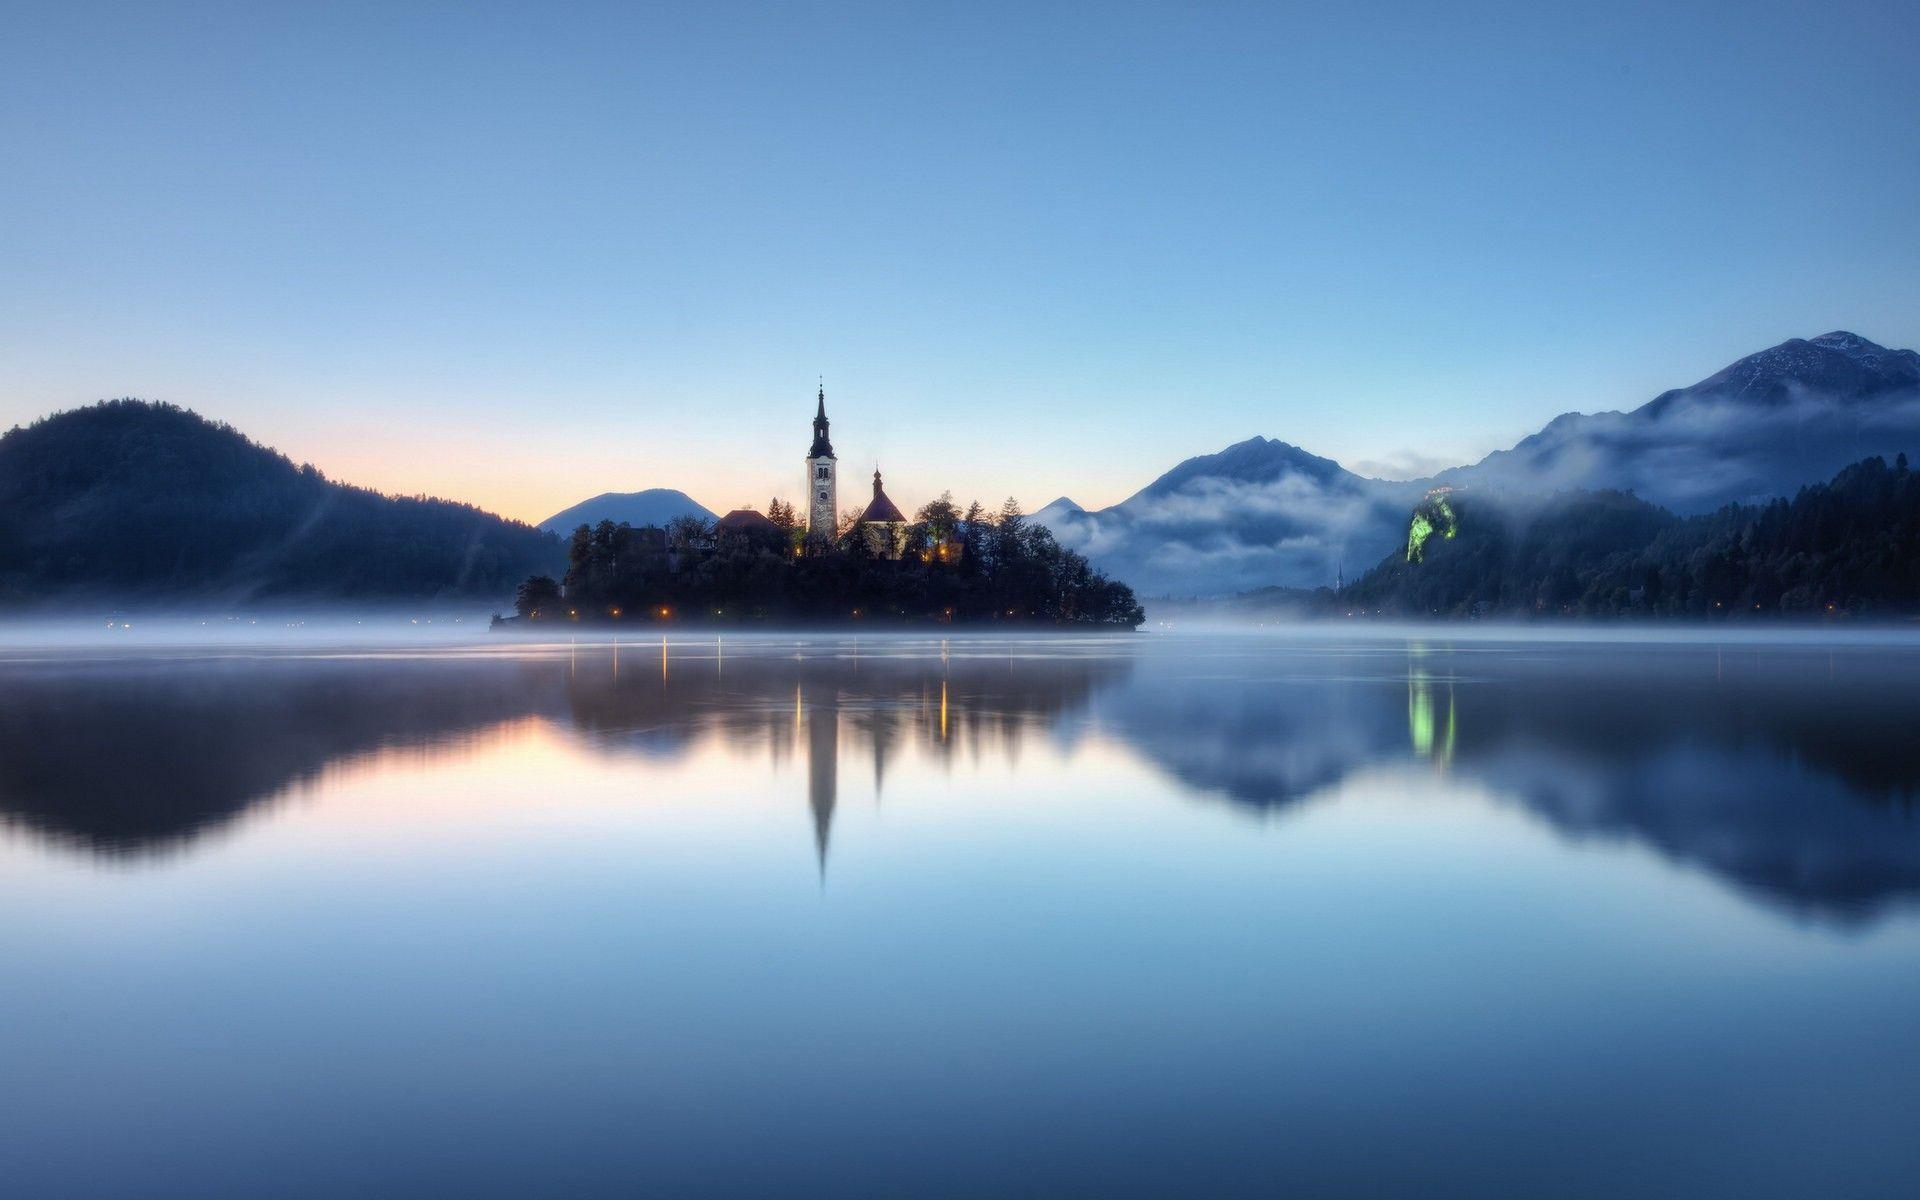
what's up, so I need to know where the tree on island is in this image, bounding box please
[515,574,563,618]
[766,498,800,547]
[917,492,961,536]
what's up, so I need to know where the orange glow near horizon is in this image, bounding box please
[255,411,1113,528]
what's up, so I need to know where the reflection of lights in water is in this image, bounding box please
[1407,657,1456,765]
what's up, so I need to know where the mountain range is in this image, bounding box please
[7,331,1914,605]
[1033,331,1920,595]
[1032,440,1420,598]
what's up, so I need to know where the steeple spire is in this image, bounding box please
[808,379,834,460]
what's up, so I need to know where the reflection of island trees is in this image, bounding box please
[1102,644,1920,925]
[0,640,1132,871]
[0,656,562,857]
[559,641,1133,873]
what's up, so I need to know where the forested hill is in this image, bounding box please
[1337,455,1920,619]
[0,400,563,605]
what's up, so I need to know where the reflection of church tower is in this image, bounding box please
[806,689,838,878]
[870,705,899,798]
[805,383,837,539]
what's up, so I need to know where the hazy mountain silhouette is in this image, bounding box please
[0,400,564,604]
[1030,496,1085,527]
[539,488,714,534]
[1441,331,1920,511]
[1032,437,1419,596]
[1038,332,1920,595]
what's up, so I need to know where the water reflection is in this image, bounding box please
[1,635,1918,925]
[558,641,1130,875]
[0,654,560,857]
[0,639,1130,877]
[1099,639,1920,925]
[1406,646,1456,764]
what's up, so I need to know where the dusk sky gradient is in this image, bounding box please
[3,1,1916,522]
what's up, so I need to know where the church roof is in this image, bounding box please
[716,507,780,534]
[861,469,907,524]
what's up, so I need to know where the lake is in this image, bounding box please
[2,627,1918,1198]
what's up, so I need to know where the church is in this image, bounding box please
[805,383,909,558]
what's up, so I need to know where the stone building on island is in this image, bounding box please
[802,385,913,560]
[709,385,921,560]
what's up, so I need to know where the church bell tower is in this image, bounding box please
[805,381,837,538]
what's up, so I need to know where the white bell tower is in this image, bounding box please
[805,381,837,538]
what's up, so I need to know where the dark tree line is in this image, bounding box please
[0,400,565,604]
[1338,455,1920,618]
[514,495,1145,628]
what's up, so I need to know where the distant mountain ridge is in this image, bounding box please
[539,488,714,534]
[0,400,563,604]
[1035,331,1920,595]
[1033,436,1420,597]
[1440,330,1920,512]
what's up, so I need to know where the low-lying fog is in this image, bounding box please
[0,609,499,650]
[1,608,1919,651]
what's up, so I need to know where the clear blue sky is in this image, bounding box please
[2,0,1916,521]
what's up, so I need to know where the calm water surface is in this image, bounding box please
[2,629,1918,1198]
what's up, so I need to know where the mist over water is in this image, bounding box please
[0,609,500,651]
[2,625,1918,1198]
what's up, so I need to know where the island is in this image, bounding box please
[499,494,1144,629]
